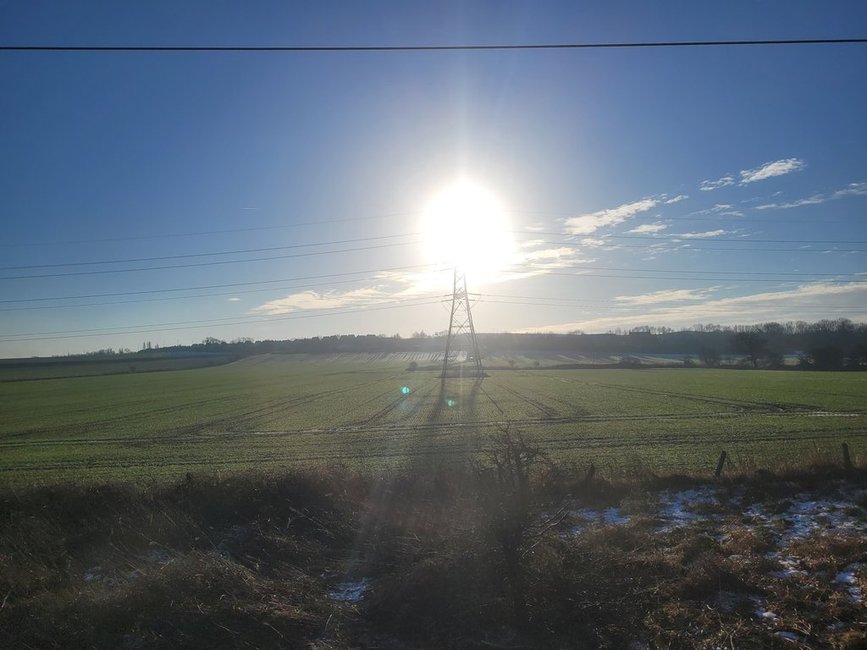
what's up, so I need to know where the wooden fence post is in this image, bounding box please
[842,443,852,470]
[714,450,727,478]
[583,462,596,488]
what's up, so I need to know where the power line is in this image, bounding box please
[2,38,866,53]
[542,271,867,284]
[0,262,443,304]
[479,297,867,313]
[0,239,424,280]
[478,293,867,312]
[0,295,445,339]
[3,205,862,249]
[0,277,387,312]
[0,261,861,309]
[1,232,864,281]
[0,231,419,271]
[0,212,415,248]
[541,264,861,278]
[0,299,446,343]
[526,230,867,244]
[605,234,867,244]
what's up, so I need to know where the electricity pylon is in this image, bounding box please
[440,267,485,379]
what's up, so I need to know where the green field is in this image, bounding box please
[1,354,865,483]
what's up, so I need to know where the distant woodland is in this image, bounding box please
[43,319,867,371]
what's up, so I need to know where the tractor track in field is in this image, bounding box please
[2,426,864,475]
[175,374,400,434]
[476,382,506,417]
[0,374,402,444]
[334,377,435,428]
[366,379,439,425]
[490,380,560,418]
[542,374,828,414]
[6,408,864,453]
[0,395,236,439]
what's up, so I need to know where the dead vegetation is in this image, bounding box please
[1,448,865,648]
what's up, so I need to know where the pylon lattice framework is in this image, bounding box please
[441,267,485,379]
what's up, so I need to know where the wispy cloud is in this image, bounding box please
[664,194,688,204]
[523,247,576,262]
[700,176,735,191]
[614,287,717,305]
[519,281,867,334]
[564,198,658,235]
[628,222,668,234]
[700,158,806,192]
[672,229,729,239]
[833,181,867,198]
[511,245,596,274]
[252,287,389,315]
[227,297,241,302]
[740,158,805,184]
[755,195,824,210]
[755,180,867,210]
[688,203,745,218]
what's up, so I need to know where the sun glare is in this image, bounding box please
[420,180,515,285]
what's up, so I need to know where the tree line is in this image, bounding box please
[117,318,867,370]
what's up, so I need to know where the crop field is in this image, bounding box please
[1,354,865,484]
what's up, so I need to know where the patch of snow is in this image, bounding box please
[746,492,866,546]
[144,549,173,564]
[835,569,857,585]
[765,552,808,579]
[569,506,631,531]
[656,486,721,531]
[602,507,630,525]
[329,578,370,603]
[774,631,802,642]
[83,567,102,583]
[755,608,779,622]
[835,563,863,603]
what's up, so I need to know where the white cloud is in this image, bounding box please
[700,176,735,191]
[740,158,805,184]
[227,297,241,302]
[672,229,728,238]
[564,198,658,234]
[664,194,688,204]
[628,222,668,234]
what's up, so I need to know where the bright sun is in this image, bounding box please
[420,180,515,285]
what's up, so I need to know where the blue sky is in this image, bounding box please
[1,1,866,357]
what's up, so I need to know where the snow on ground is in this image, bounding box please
[745,493,867,543]
[328,578,371,603]
[835,563,864,603]
[656,486,726,531]
[567,482,866,605]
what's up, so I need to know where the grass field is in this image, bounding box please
[2,353,865,484]
[0,353,236,381]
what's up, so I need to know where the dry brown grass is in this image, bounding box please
[1,461,864,648]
